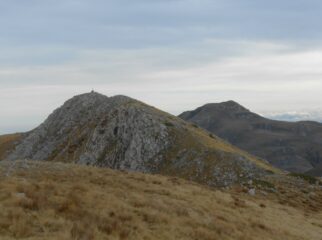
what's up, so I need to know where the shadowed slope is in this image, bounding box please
[180,101,322,176]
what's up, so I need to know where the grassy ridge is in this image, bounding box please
[0,161,321,240]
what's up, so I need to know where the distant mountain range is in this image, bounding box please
[262,111,322,123]
[0,92,276,187]
[2,92,321,184]
[180,101,322,177]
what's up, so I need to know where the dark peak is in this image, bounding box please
[217,100,249,112]
[222,100,240,106]
[196,100,249,112]
[179,101,250,119]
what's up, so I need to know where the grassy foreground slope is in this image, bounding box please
[0,134,21,160]
[0,161,321,240]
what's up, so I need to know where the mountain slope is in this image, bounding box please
[1,92,277,187]
[179,101,322,176]
[0,160,321,240]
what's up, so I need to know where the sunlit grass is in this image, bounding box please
[0,161,320,240]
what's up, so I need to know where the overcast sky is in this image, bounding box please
[1,0,322,134]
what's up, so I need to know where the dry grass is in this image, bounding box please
[186,124,279,173]
[0,160,321,240]
[0,134,21,160]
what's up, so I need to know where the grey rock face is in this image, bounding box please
[248,188,256,196]
[7,92,170,172]
[6,92,273,186]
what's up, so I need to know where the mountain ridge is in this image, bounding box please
[1,92,278,187]
[179,101,322,176]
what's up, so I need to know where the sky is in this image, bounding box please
[1,0,322,134]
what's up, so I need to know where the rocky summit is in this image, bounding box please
[1,92,277,187]
[179,101,322,176]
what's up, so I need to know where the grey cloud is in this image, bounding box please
[1,0,322,133]
[1,0,322,49]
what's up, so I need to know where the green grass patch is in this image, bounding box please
[191,123,199,128]
[164,122,174,127]
[253,179,275,189]
[209,134,215,139]
[288,173,320,185]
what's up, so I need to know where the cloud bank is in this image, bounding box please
[1,0,322,133]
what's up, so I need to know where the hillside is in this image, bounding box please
[179,101,322,176]
[0,160,321,240]
[0,92,277,187]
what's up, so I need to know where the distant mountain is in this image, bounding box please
[262,111,322,123]
[179,101,322,176]
[0,92,277,187]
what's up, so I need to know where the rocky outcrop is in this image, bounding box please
[4,92,276,186]
[6,92,170,171]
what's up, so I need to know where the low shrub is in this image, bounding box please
[288,173,320,185]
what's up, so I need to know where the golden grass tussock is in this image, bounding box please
[0,160,320,240]
[0,134,22,160]
[186,123,280,173]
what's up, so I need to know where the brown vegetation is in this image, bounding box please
[0,134,21,160]
[0,160,321,240]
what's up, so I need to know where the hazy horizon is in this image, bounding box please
[1,0,322,134]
